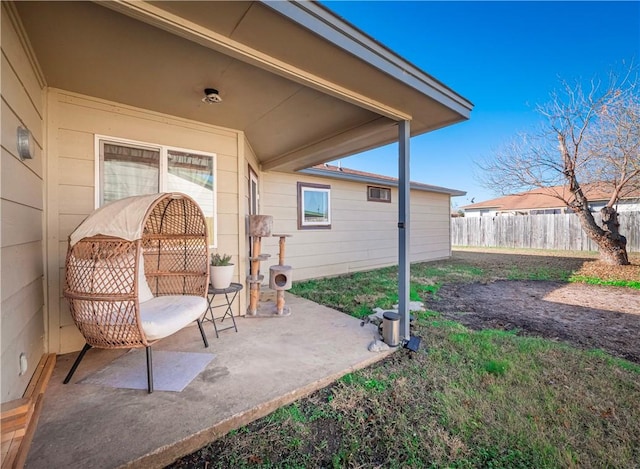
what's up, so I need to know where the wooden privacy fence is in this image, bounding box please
[452,211,640,253]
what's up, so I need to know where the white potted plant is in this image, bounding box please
[210,253,234,289]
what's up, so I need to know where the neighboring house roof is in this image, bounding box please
[462,185,640,212]
[15,1,473,173]
[300,164,466,196]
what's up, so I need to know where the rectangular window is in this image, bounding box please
[367,185,391,203]
[249,166,259,216]
[101,142,160,202]
[97,137,217,246]
[297,182,331,229]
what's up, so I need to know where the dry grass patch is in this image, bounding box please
[575,260,640,282]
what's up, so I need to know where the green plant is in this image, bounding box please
[483,359,509,376]
[210,252,233,266]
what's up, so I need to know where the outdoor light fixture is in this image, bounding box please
[202,88,222,104]
[17,126,34,160]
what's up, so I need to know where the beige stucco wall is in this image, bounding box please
[1,4,46,402]
[46,89,246,354]
[260,171,452,281]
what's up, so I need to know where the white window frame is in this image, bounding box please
[95,135,217,247]
[249,166,259,216]
[297,182,331,229]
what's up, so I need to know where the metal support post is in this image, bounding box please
[398,120,411,342]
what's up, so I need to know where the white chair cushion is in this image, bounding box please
[139,295,207,341]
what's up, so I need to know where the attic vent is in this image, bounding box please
[367,186,391,203]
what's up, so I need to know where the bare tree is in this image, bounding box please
[479,65,639,265]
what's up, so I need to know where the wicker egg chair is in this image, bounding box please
[63,192,210,393]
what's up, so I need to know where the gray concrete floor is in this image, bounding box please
[25,294,391,469]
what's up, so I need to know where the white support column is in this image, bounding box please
[398,120,411,341]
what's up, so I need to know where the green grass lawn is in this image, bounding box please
[287,252,578,317]
[170,250,640,468]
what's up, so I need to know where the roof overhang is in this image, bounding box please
[15,1,472,172]
[299,167,466,197]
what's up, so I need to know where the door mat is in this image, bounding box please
[79,349,215,392]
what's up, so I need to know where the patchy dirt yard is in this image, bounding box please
[425,250,640,363]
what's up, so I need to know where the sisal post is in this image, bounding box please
[276,290,285,315]
[278,236,286,265]
[247,237,262,315]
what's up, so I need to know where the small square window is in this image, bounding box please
[367,186,391,203]
[297,182,331,229]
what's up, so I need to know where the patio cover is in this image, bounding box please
[15,1,473,172]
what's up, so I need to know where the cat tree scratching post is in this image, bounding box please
[247,215,272,316]
[246,215,293,317]
[269,234,293,315]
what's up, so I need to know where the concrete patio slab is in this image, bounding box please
[25,294,392,468]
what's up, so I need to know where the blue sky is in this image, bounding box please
[323,1,640,207]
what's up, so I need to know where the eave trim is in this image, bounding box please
[298,167,466,196]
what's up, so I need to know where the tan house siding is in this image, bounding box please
[260,171,452,280]
[410,191,452,261]
[46,90,244,353]
[1,4,46,402]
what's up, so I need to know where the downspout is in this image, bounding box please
[398,120,411,341]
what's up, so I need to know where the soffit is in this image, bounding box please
[15,1,470,172]
[231,2,464,123]
[147,1,468,133]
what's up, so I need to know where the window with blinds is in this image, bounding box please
[367,185,391,203]
[97,137,217,246]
